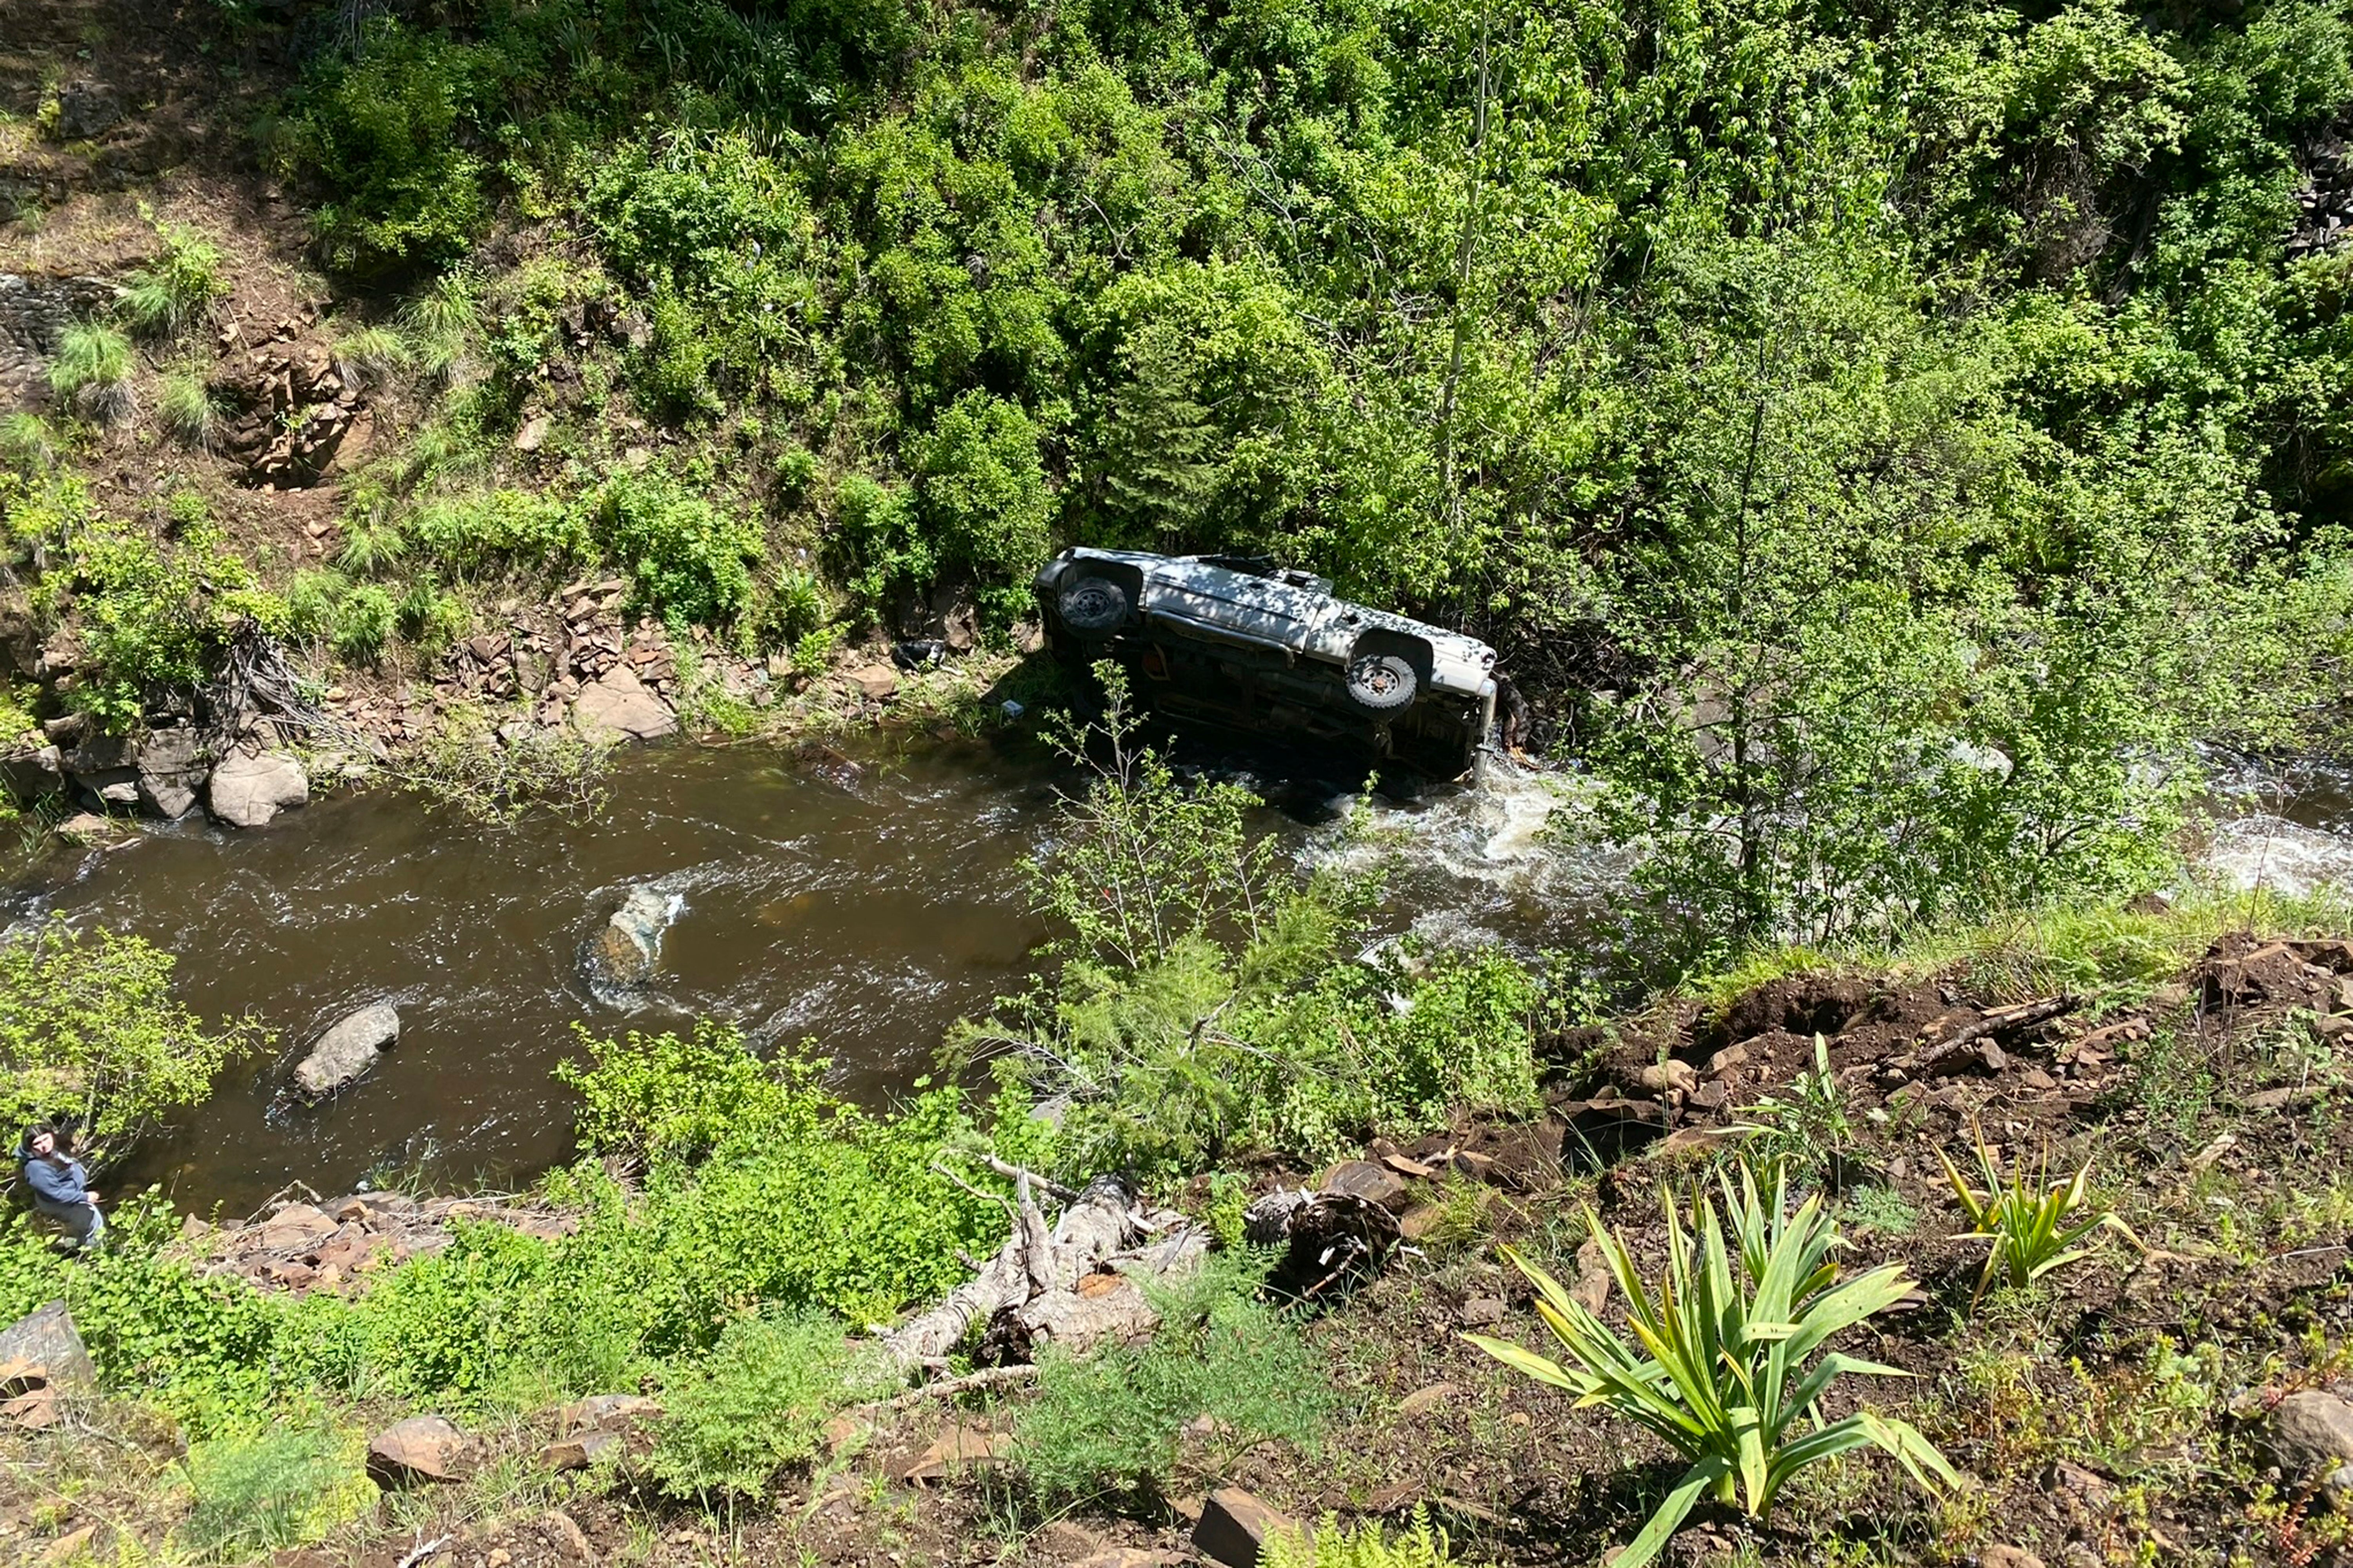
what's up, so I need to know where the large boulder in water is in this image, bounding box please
[583,886,681,994]
[295,1003,400,1097]
[209,747,308,828]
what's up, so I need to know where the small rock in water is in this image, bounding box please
[295,1003,400,1097]
[583,886,684,994]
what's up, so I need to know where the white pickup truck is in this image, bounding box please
[1033,547,1499,778]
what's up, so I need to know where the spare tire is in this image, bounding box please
[1344,650,1418,712]
[1057,575,1131,636]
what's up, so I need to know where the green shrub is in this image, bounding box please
[120,223,228,339]
[396,578,470,652]
[47,509,269,730]
[48,320,134,425]
[587,470,762,625]
[177,1426,370,1562]
[647,1311,891,1503]
[0,921,267,1164]
[401,701,608,827]
[406,487,587,576]
[158,369,219,451]
[1015,1253,1334,1502]
[0,412,58,474]
[398,277,480,385]
[975,681,1541,1179]
[913,390,1052,609]
[276,21,493,274]
[331,583,397,663]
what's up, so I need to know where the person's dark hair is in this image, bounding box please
[25,1121,58,1149]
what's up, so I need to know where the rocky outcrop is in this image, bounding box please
[133,727,207,819]
[294,1003,400,1097]
[572,665,677,741]
[207,747,307,828]
[582,885,682,993]
[213,335,369,489]
[0,274,120,404]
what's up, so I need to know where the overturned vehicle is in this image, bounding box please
[1034,547,1498,778]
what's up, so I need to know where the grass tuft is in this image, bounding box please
[48,320,135,425]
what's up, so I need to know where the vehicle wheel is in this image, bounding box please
[1344,651,1418,712]
[1056,575,1131,636]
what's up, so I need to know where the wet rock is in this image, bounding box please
[1193,1487,1297,1568]
[295,1003,400,1097]
[367,1414,476,1486]
[571,665,677,741]
[133,727,208,819]
[54,812,131,849]
[583,886,683,993]
[0,1303,95,1390]
[207,748,308,828]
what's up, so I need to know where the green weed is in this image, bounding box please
[48,321,134,425]
[177,1425,370,1562]
[120,223,228,339]
[157,369,219,451]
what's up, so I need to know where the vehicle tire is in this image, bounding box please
[1344,650,1418,712]
[1056,575,1131,636]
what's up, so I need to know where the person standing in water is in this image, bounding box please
[14,1123,103,1252]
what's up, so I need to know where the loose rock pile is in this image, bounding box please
[187,1192,578,1296]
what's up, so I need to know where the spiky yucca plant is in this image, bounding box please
[1938,1128,2138,1306]
[1466,1161,1957,1568]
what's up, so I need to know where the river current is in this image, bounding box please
[5,732,2347,1215]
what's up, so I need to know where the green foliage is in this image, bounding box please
[647,1311,889,1503]
[0,413,57,474]
[1739,1035,1859,1186]
[177,1426,370,1562]
[912,390,1052,617]
[405,487,588,578]
[157,369,220,451]
[329,323,410,393]
[0,921,265,1165]
[276,22,495,274]
[331,583,398,663]
[1938,1126,2138,1306]
[1014,1253,1335,1502]
[120,223,228,340]
[401,702,610,826]
[976,677,1541,1179]
[1264,1510,1462,1568]
[587,470,763,625]
[48,320,134,425]
[1467,1162,1957,1568]
[41,503,273,731]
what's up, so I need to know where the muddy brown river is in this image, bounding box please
[6,731,1606,1215]
[10,728,2346,1217]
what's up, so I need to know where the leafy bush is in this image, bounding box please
[913,390,1053,612]
[1015,1253,1334,1503]
[120,223,228,340]
[331,583,398,663]
[177,1426,370,1562]
[276,21,494,274]
[405,488,587,578]
[396,578,470,652]
[973,680,1541,1179]
[0,921,267,1164]
[587,470,763,625]
[1468,1162,1955,1568]
[45,507,272,730]
[48,321,134,425]
[647,1311,891,1503]
[401,701,609,826]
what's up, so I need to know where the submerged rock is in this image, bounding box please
[209,748,308,828]
[582,886,683,994]
[295,1003,400,1097]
